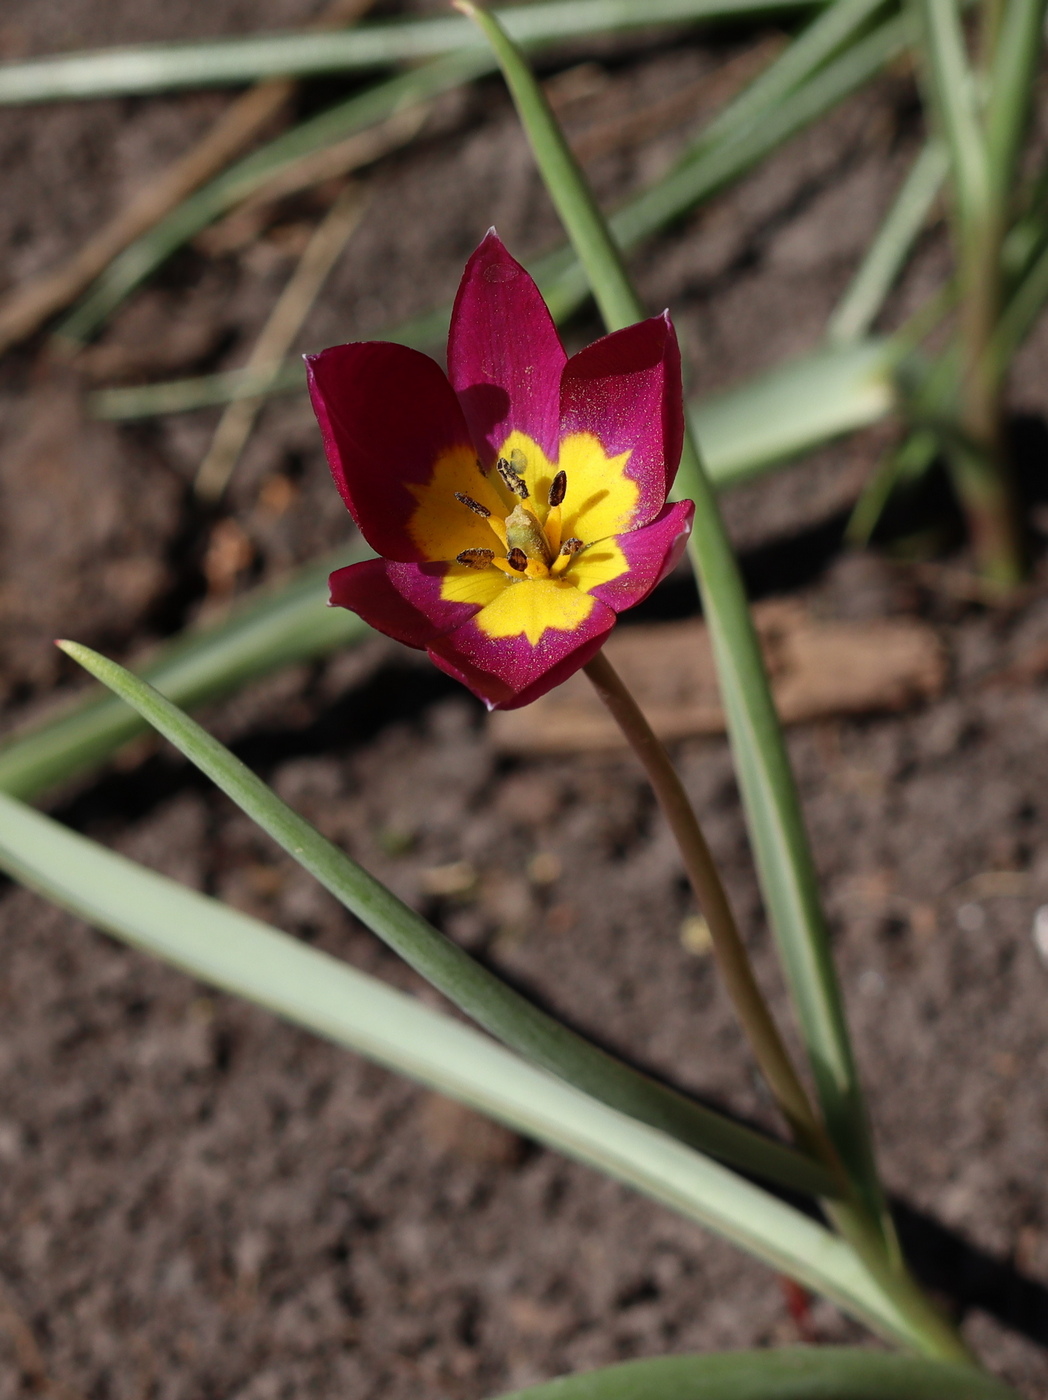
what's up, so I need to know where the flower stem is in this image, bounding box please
[582,649,831,1164]
[583,649,975,1365]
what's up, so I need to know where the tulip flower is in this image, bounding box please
[306,231,693,709]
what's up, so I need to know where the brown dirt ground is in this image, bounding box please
[3,3,1048,1398]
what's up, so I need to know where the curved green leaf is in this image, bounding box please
[493,1348,1018,1400]
[55,641,836,1200]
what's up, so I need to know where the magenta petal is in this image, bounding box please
[329,558,482,649]
[559,312,684,530]
[585,501,695,615]
[427,597,617,710]
[307,342,475,562]
[448,230,567,466]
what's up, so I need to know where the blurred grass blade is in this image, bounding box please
[543,12,912,323]
[462,0,895,1242]
[51,641,838,1200]
[691,338,896,481]
[57,51,487,346]
[0,794,932,1349]
[0,546,371,801]
[70,0,905,350]
[494,1349,1019,1400]
[0,0,820,105]
[827,142,947,344]
[916,0,989,227]
[683,0,889,156]
[985,0,1048,197]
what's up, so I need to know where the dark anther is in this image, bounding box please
[548,471,567,508]
[455,492,490,518]
[496,457,529,499]
[507,547,529,572]
[456,548,495,569]
[560,537,584,556]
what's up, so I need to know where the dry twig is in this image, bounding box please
[194,182,370,500]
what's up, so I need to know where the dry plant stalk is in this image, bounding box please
[194,182,370,500]
[0,0,375,356]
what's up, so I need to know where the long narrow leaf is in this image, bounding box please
[462,0,898,1255]
[494,1349,1018,1400]
[984,0,1048,199]
[54,642,837,1200]
[0,790,930,1348]
[0,0,818,105]
[0,547,369,800]
[916,0,990,228]
[57,51,489,346]
[87,8,908,403]
[827,142,947,344]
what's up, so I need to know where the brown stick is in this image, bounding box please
[0,0,376,357]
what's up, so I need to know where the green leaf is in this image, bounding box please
[827,142,948,345]
[984,0,1048,201]
[491,1348,1019,1400]
[0,789,935,1348]
[54,641,837,1200]
[0,0,820,105]
[0,546,371,800]
[57,51,490,346]
[915,0,990,229]
[74,0,905,351]
[463,0,898,1256]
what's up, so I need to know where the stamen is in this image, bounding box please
[548,471,567,508]
[456,548,495,569]
[507,547,528,573]
[455,491,491,518]
[560,537,584,556]
[496,457,529,499]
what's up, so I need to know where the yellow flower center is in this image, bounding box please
[407,431,637,644]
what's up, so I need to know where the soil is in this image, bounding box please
[3,3,1048,1398]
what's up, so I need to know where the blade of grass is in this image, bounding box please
[493,1349,1019,1400]
[0,0,375,356]
[55,51,484,348]
[984,0,1048,199]
[0,546,373,801]
[460,0,890,1210]
[0,0,825,105]
[53,640,838,1200]
[917,0,990,228]
[87,7,909,411]
[0,791,937,1349]
[459,5,980,1365]
[194,182,372,501]
[66,0,902,349]
[827,141,948,344]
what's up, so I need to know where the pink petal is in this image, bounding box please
[329,558,484,648]
[559,312,684,531]
[427,595,617,710]
[307,342,476,563]
[447,230,567,467]
[584,500,695,615]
